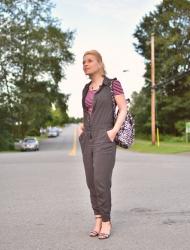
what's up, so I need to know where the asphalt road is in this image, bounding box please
[0,124,190,250]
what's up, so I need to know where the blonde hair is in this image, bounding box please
[83,50,106,76]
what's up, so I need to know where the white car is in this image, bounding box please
[47,127,59,137]
[21,137,40,151]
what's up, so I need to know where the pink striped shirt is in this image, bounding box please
[85,80,124,113]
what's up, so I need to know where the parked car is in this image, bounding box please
[40,127,47,135]
[14,139,23,150]
[47,127,59,137]
[21,137,39,151]
[58,127,62,133]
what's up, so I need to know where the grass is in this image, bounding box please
[129,139,190,154]
[36,134,48,141]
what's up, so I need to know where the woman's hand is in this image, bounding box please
[106,129,117,142]
[77,123,84,137]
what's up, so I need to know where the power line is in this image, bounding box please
[151,69,190,90]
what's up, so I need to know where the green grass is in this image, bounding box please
[36,134,48,141]
[129,139,190,154]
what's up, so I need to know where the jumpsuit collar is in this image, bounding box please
[88,76,110,88]
[82,76,113,112]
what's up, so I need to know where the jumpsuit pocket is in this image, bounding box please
[79,132,85,154]
[79,132,84,141]
[105,131,114,143]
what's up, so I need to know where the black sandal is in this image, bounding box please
[89,216,102,237]
[89,230,99,237]
[98,221,112,240]
[98,232,111,239]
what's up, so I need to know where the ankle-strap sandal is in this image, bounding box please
[89,230,99,237]
[98,233,111,240]
[98,221,112,240]
[98,232,111,239]
[89,216,102,237]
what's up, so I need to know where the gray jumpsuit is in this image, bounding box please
[79,76,116,222]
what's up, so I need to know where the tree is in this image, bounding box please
[132,0,190,136]
[0,0,74,149]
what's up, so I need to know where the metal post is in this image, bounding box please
[151,33,156,145]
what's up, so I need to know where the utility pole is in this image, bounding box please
[151,33,156,145]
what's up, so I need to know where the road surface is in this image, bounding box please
[0,124,190,250]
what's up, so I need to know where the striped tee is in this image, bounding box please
[85,80,124,113]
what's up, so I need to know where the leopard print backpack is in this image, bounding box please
[110,79,135,149]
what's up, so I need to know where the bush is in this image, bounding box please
[174,120,186,135]
[0,130,14,151]
[27,128,40,137]
[159,134,185,143]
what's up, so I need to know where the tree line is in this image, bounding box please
[131,0,190,138]
[0,0,74,150]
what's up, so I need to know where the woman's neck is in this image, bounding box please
[90,74,104,87]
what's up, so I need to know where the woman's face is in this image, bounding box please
[83,54,102,76]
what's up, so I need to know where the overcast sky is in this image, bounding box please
[52,0,162,117]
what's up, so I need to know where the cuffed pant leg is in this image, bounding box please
[80,136,100,215]
[93,142,116,222]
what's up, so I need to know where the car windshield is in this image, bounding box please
[24,139,35,143]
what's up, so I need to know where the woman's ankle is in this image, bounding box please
[95,215,102,219]
[102,219,111,223]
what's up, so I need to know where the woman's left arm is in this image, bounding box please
[107,94,127,142]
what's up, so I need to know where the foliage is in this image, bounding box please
[68,117,83,124]
[0,0,75,150]
[47,106,69,127]
[132,0,190,137]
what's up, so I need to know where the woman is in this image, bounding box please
[78,50,127,239]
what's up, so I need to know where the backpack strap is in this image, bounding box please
[109,78,118,120]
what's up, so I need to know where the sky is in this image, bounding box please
[52,0,162,117]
